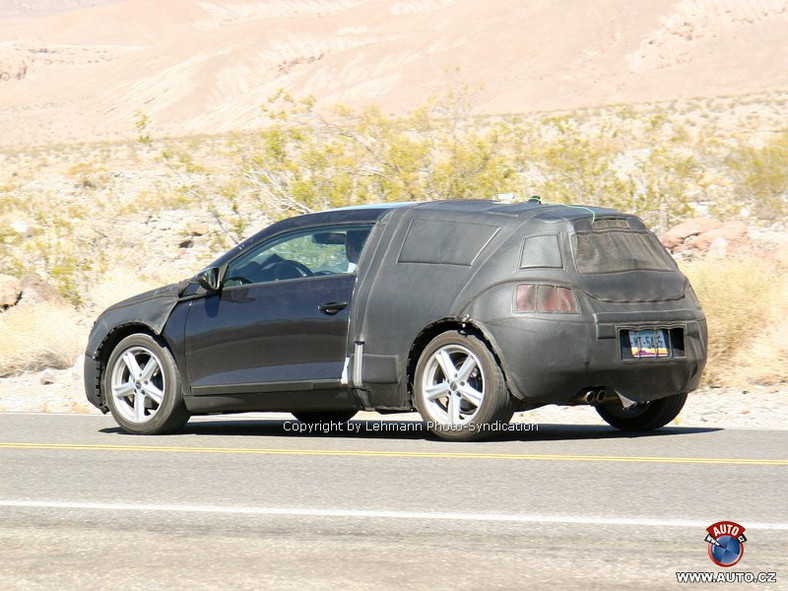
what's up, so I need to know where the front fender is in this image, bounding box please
[83,282,186,412]
[85,282,183,357]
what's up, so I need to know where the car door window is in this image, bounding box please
[224,225,371,287]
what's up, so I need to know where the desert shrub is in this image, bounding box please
[729,245,788,384]
[680,254,781,385]
[737,295,788,384]
[0,191,99,305]
[66,160,108,190]
[519,113,700,233]
[147,91,704,235]
[228,89,518,218]
[726,130,788,218]
[521,115,635,209]
[0,303,85,376]
[1,216,98,306]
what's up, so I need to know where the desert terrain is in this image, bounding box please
[1,0,788,146]
[0,0,786,414]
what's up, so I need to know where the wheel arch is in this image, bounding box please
[88,323,169,411]
[405,317,523,403]
[97,322,167,365]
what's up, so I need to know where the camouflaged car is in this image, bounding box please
[85,200,707,440]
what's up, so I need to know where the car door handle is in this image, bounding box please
[318,301,348,315]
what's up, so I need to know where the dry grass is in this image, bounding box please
[730,245,788,384]
[84,269,160,317]
[681,251,788,386]
[737,297,788,384]
[0,302,86,376]
[0,269,157,378]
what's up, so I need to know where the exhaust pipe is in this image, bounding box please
[578,388,608,404]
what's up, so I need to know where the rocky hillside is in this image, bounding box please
[1,0,788,145]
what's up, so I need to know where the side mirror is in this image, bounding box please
[197,267,221,292]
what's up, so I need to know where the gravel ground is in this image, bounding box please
[0,366,785,431]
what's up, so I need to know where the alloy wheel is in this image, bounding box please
[419,344,486,425]
[109,345,166,424]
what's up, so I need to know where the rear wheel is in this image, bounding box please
[291,410,357,424]
[413,331,513,441]
[595,393,688,431]
[103,334,190,435]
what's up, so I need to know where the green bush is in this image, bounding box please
[725,130,788,218]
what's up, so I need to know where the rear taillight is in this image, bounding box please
[515,284,578,313]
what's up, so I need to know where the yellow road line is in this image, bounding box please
[0,442,785,465]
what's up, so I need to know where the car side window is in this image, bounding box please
[223,225,372,287]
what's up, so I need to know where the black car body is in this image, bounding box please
[85,200,707,440]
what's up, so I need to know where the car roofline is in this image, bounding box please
[326,199,621,220]
[325,202,416,212]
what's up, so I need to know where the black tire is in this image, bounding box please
[595,393,688,431]
[291,410,357,424]
[413,331,513,441]
[103,333,190,435]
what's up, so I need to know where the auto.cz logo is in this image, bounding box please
[705,521,747,567]
[674,521,778,584]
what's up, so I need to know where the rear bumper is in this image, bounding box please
[486,312,707,405]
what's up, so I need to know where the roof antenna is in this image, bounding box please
[528,195,542,204]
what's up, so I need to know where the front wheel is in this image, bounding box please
[595,393,688,431]
[413,331,513,441]
[103,334,190,434]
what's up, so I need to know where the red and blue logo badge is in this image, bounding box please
[705,521,747,567]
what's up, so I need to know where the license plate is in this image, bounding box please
[629,329,669,358]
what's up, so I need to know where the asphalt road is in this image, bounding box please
[0,412,786,590]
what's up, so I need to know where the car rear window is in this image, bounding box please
[573,230,672,274]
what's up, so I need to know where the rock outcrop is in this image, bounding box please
[0,274,21,307]
[660,218,751,257]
